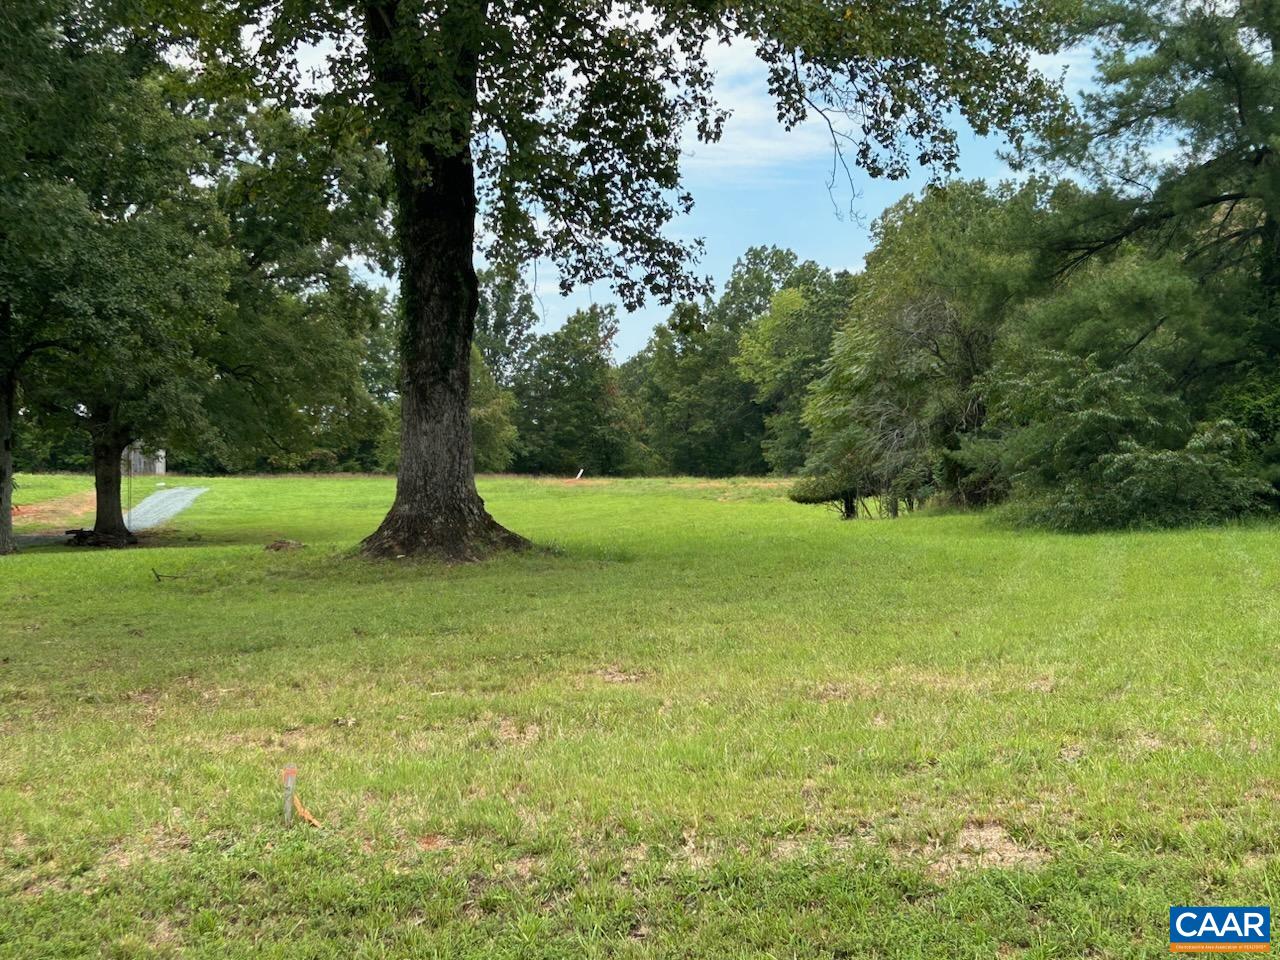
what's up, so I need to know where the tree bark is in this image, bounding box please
[361,1,526,561]
[0,372,15,556]
[89,427,135,547]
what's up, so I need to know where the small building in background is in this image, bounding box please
[123,444,166,476]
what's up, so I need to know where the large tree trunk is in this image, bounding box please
[89,428,135,547]
[361,1,526,561]
[0,372,15,556]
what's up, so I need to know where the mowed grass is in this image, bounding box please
[11,473,95,506]
[11,473,169,534]
[1,474,1277,958]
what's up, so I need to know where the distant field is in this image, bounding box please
[11,472,93,507]
[10,473,170,534]
[1,474,1276,958]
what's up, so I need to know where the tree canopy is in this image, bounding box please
[513,306,647,476]
[2,3,396,547]
[151,0,1069,558]
[22,0,1280,546]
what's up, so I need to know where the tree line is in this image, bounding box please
[485,0,1280,533]
[7,0,1272,552]
[787,0,1280,532]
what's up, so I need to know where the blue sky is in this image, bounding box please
[537,41,1096,358]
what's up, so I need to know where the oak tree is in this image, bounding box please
[1,2,230,550]
[189,0,1065,558]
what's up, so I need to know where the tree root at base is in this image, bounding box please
[358,513,529,563]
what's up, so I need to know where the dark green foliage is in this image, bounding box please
[15,82,393,481]
[1216,369,1280,490]
[990,352,1264,529]
[475,264,538,388]
[194,98,394,473]
[621,320,765,478]
[797,182,1041,514]
[512,306,648,476]
[468,348,519,472]
[792,0,1280,533]
[1038,0,1280,303]
[736,269,857,473]
[0,2,203,548]
[3,0,396,505]
[623,247,820,477]
[945,0,1280,530]
[6,47,235,540]
[208,0,1063,308]
[787,468,868,520]
[957,0,1280,530]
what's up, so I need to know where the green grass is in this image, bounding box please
[1,474,1276,958]
[11,472,170,534]
[11,472,93,506]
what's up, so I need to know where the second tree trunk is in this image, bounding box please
[91,433,135,547]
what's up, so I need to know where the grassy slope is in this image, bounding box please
[0,475,1276,958]
[11,473,94,507]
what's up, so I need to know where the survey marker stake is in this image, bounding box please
[282,764,297,827]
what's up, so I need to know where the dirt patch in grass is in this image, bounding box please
[1125,732,1167,756]
[506,855,541,880]
[14,824,192,900]
[147,916,180,949]
[495,716,542,746]
[678,827,716,870]
[99,823,193,873]
[595,665,645,684]
[194,726,325,754]
[620,843,649,877]
[10,490,95,531]
[780,814,1051,881]
[922,822,1050,880]
[415,834,456,852]
[770,831,871,861]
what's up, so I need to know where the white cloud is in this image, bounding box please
[680,37,1098,185]
[679,38,833,181]
[1033,42,1098,99]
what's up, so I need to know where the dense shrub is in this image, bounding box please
[990,351,1266,529]
[1018,425,1265,530]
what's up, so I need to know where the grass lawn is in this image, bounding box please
[1,474,1276,958]
[11,473,170,534]
[11,473,95,506]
